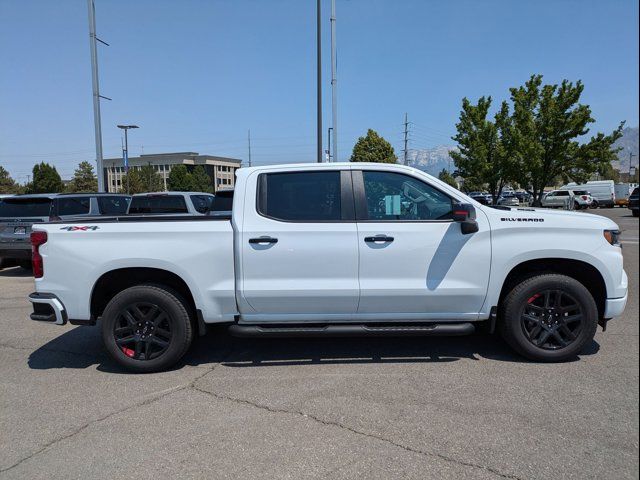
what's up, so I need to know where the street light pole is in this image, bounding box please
[317,0,323,163]
[117,125,139,194]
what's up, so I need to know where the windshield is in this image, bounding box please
[0,198,52,218]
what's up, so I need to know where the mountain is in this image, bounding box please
[406,145,458,176]
[611,126,639,171]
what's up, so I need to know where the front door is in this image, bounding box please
[239,169,359,321]
[354,169,491,320]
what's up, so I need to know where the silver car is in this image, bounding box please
[541,190,575,209]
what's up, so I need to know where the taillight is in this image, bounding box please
[30,231,47,279]
[582,195,588,200]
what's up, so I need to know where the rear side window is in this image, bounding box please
[55,197,91,216]
[128,195,188,214]
[258,171,341,221]
[190,195,213,214]
[98,196,130,215]
[362,171,453,221]
[557,191,569,197]
[0,199,52,217]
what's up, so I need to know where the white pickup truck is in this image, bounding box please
[28,163,628,372]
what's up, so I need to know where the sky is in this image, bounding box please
[0,0,638,182]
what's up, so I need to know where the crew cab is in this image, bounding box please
[28,163,628,372]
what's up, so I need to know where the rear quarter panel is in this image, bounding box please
[35,220,236,323]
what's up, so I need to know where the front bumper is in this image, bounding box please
[28,292,67,325]
[604,293,628,319]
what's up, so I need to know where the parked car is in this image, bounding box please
[127,192,215,215]
[497,193,520,207]
[561,180,615,208]
[0,193,130,269]
[570,190,595,209]
[541,190,575,209]
[629,187,639,217]
[468,191,492,205]
[28,163,627,372]
[514,191,532,206]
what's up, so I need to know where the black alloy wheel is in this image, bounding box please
[520,290,583,350]
[113,302,173,361]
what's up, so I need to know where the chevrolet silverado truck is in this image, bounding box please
[28,163,628,372]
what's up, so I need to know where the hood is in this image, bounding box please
[481,206,619,231]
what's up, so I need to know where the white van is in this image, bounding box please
[562,180,615,208]
[614,183,631,206]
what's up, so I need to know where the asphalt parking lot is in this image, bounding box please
[0,208,637,480]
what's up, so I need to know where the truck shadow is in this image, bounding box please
[27,324,600,373]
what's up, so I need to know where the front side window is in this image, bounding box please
[55,197,90,216]
[362,171,453,221]
[258,171,341,221]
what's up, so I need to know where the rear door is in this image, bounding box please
[239,169,359,320]
[353,168,491,319]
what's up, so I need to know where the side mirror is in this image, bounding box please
[452,203,479,235]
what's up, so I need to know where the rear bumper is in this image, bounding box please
[604,293,628,319]
[28,292,67,325]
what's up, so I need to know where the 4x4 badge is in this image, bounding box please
[60,226,99,231]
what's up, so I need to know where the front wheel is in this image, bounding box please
[101,285,193,373]
[500,274,598,362]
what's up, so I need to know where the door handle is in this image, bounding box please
[249,236,278,244]
[364,235,394,243]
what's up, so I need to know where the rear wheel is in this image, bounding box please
[101,285,193,373]
[500,274,598,362]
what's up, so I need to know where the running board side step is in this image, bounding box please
[228,323,475,338]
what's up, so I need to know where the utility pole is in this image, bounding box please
[87,0,110,192]
[327,127,333,162]
[316,0,323,163]
[403,113,409,165]
[330,0,337,163]
[247,130,252,167]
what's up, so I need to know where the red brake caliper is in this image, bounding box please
[121,347,135,358]
[527,293,541,304]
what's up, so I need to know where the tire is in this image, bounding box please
[101,284,193,373]
[590,201,598,209]
[500,274,598,362]
[573,201,581,210]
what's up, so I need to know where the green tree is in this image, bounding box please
[121,165,164,194]
[30,162,64,193]
[450,97,516,204]
[188,166,213,193]
[437,169,458,188]
[0,166,21,194]
[66,161,98,193]
[167,165,192,191]
[350,129,397,163]
[509,75,623,205]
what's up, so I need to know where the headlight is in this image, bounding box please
[603,230,621,246]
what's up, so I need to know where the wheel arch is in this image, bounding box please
[497,258,607,319]
[90,267,198,321]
